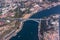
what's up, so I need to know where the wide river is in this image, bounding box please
[10,5,60,40]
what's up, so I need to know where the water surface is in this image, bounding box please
[10,20,39,40]
[10,5,60,40]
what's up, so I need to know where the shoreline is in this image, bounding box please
[3,21,23,40]
[2,2,60,40]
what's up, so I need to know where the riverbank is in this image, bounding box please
[2,2,60,40]
[10,5,60,40]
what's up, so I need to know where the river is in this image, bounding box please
[10,5,60,40]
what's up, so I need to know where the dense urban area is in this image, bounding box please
[0,0,60,40]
